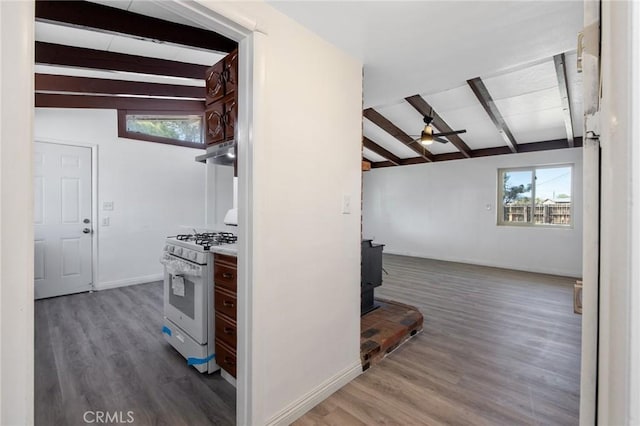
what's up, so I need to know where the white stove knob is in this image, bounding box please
[175,247,183,255]
[169,245,175,253]
[190,251,198,261]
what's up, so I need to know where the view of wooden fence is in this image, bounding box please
[503,203,571,225]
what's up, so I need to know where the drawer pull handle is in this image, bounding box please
[223,327,235,335]
[224,357,235,366]
[222,272,234,279]
[223,300,235,308]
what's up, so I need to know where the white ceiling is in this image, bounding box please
[87,0,211,29]
[362,147,387,163]
[35,21,225,67]
[360,54,584,162]
[266,1,584,161]
[268,1,584,108]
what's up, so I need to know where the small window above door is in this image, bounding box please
[117,110,205,149]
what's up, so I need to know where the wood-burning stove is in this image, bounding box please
[361,239,384,315]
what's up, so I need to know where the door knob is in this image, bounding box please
[82,228,91,234]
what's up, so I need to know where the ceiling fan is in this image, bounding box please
[410,110,467,146]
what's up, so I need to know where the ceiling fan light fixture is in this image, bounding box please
[420,125,434,145]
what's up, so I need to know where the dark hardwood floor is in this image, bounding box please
[36,256,581,426]
[35,281,235,426]
[296,254,582,426]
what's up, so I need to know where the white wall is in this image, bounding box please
[35,108,206,289]
[197,2,363,425]
[0,1,34,424]
[363,148,583,277]
[205,161,234,230]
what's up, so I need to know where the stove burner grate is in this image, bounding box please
[173,232,237,249]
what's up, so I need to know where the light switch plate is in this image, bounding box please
[102,217,110,226]
[342,195,351,214]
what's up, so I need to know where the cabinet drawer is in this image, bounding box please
[215,312,237,348]
[214,263,237,292]
[215,338,236,378]
[214,253,237,267]
[215,287,237,320]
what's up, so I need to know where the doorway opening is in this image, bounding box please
[32,2,257,425]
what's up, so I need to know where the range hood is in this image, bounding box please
[195,140,236,165]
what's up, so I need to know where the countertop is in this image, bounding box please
[209,244,237,256]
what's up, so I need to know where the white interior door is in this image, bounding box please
[34,142,93,299]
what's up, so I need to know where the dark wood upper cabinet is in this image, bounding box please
[205,60,225,104]
[223,95,236,142]
[224,49,238,96]
[205,102,225,145]
[205,48,237,106]
[205,48,238,147]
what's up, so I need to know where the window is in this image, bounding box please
[117,110,204,149]
[498,165,573,227]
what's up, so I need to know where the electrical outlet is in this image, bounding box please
[342,195,351,214]
[102,217,110,226]
[102,201,114,211]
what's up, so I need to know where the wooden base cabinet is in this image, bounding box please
[214,254,237,379]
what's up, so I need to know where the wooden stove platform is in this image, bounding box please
[360,298,423,371]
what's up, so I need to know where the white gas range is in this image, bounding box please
[160,232,237,373]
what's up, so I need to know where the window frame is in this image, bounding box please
[497,163,574,228]
[117,109,205,149]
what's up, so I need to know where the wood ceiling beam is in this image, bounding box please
[467,77,519,153]
[35,74,203,98]
[553,53,575,147]
[35,93,205,111]
[35,0,237,53]
[370,161,396,169]
[471,146,513,158]
[399,157,431,166]
[404,94,472,158]
[370,137,582,168]
[363,108,434,162]
[35,42,208,80]
[519,137,582,151]
[363,137,401,165]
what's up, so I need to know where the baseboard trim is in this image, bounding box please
[96,273,164,291]
[266,361,362,426]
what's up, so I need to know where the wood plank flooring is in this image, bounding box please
[296,254,582,426]
[35,281,236,426]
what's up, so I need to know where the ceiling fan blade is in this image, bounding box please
[433,129,467,137]
[434,137,449,144]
